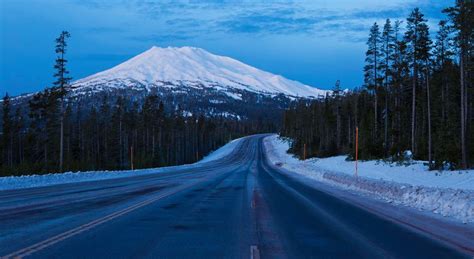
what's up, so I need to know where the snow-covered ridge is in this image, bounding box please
[73,46,328,98]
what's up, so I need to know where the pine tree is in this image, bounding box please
[380,19,396,152]
[391,20,409,156]
[364,23,382,138]
[444,0,474,168]
[280,2,473,170]
[53,31,72,172]
[434,20,455,122]
[405,8,429,156]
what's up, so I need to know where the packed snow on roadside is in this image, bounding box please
[264,135,474,223]
[0,137,245,191]
[198,137,242,163]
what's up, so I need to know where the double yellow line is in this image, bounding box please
[1,177,210,259]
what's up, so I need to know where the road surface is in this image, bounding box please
[0,135,471,258]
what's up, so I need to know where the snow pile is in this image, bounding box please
[264,135,474,223]
[198,137,243,163]
[0,136,245,191]
[298,155,474,190]
[74,46,328,98]
[0,169,169,191]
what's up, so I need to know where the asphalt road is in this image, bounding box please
[0,134,470,258]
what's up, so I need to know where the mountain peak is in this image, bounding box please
[74,46,328,98]
[149,45,200,51]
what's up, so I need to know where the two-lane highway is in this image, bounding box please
[0,135,471,258]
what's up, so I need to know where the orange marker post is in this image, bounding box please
[355,127,359,177]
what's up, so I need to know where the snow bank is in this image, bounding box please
[264,135,474,223]
[0,137,245,191]
[303,155,474,190]
[198,137,243,163]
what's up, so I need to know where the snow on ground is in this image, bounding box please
[295,153,474,190]
[0,137,246,191]
[264,135,474,223]
[198,137,243,163]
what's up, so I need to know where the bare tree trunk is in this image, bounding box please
[384,52,389,153]
[336,102,341,149]
[441,70,446,122]
[411,63,417,154]
[119,118,123,168]
[8,134,13,167]
[384,84,389,152]
[374,90,378,138]
[59,45,65,173]
[44,144,47,168]
[152,127,155,159]
[60,112,64,172]
[460,53,467,169]
[397,85,401,150]
[426,69,432,169]
[18,131,22,164]
[374,42,378,138]
[96,122,100,166]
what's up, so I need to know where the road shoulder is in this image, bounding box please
[262,135,474,255]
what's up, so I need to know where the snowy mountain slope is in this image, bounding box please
[73,46,328,98]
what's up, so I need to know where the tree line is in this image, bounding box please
[281,2,473,170]
[0,32,271,176]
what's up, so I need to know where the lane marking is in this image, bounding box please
[1,137,253,259]
[250,245,260,259]
[1,178,212,259]
[0,168,218,217]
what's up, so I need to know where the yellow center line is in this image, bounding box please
[1,176,212,259]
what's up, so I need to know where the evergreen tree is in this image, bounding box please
[53,31,72,172]
[391,20,409,157]
[433,20,455,122]
[444,0,474,169]
[364,22,382,137]
[380,19,396,152]
[405,8,429,156]
[281,2,473,170]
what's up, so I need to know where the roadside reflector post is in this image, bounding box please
[355,127,358,177]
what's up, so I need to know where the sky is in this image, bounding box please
[0,0,449,96]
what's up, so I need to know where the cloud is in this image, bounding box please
[77,53,131,61]
[72,0,128,9]
[72,0,447,42]
[87,27,127,33]
[127,33,194,42]
[165,18,204,28]
[218,8,320,34]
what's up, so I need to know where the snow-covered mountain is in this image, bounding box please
[73,46,328,99]
[9,46,329,123]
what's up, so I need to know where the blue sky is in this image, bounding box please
[1,0,448,96]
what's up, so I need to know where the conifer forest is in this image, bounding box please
[282,2,473,170]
